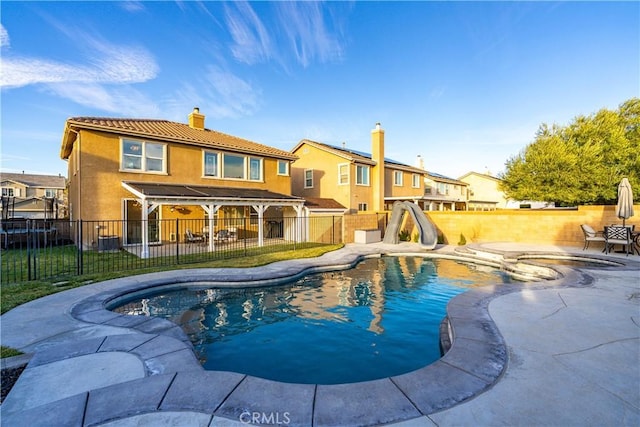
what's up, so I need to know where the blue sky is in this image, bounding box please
[1,1,638,179]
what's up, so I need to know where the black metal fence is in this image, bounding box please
[1,215,354,284]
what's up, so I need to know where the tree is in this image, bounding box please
[500,98,640,206]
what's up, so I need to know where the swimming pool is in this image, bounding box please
[113,256,514,384]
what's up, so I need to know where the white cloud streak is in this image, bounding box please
[276,2,345,67]
[166,66,261,120]
[0,24,9,48]
[45,82,161,117]
[0,27,158,89]
[224,1,347,68]
[120,1,145,13]
[224,1,273,65]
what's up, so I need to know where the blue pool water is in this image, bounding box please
[113,256,513,384]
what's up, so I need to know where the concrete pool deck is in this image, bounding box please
[1,242,638,426]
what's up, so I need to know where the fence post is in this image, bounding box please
[332,216,335,245]
[175,218,180,264]
[77,220,84,275]
[243,217,247,256]
[26,219,33,280]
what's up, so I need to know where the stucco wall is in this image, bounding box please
[69,129,293,221]
[425,205,640,247]
[342,205,639,248]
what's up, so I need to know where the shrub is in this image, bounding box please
[399,229,411,241]
[458,233,467,245]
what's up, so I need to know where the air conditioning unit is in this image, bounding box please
[169,232,176,242]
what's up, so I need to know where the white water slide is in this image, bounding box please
[383,201,438,249]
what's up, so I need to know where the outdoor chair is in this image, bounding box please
[604,225,633,256]
[580,224,605,250]
[214,229,229,242]
[185,229,205,245]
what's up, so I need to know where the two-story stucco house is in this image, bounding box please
[0,172,67,219]
[60,108,305,256]
[290,123,427,213]
[459,171,553,210]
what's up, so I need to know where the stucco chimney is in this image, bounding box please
[416,155,425,170]
[188,107,205,130]
[371,122,385,212]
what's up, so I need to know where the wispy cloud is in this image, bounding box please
[224,1,273,65]
[223,1,348,69]
[120,1,145,13]
[0,27,158,89]
[0,24,9,48]
[166,66,261,120]
[275,2,345,67]
[45,82,161,117]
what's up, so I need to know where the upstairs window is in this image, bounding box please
[277,160,289,176]
[223,153,245,179]
[356,165,369,186]
[249,157,262,181]
[304,169,314,188]
[412,174,421,188]
[394,171,403,186]
[122,139,166,173]
[45,189,56,197]
[338,163,349,185]
[204,151,219,177]
[205,151,263,181]
[2,187,15,197]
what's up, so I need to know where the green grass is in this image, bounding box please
[0,244,344,358]
[1,243,343,315]
[1,346,23,359]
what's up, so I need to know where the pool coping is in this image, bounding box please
[2,242,637,426]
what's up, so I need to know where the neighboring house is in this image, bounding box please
[290,123,427,213]
[458,171,508,210]
[0,172,67,219]
[415,155,468,211]
[59,108,305,256]
[458,171,553,210]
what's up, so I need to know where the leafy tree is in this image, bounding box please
[500,98,640,205]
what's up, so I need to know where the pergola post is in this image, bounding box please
[251,204,268,246]
[140,198,149,259]
[202,204,220,251]
[293,205,305,242]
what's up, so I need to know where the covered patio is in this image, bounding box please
[122,182,306,258]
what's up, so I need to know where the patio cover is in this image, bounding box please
[122,181,305,257]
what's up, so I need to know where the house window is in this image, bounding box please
[394,171,403,186]
[249,157,262,181]
[223,153,245,179]
[304,169,313,188]
[121,139,166,173]
[277,160,289,176]
[356,165,369,186]
[338,163,349,185]
[437,183,449,195]
[412,174,420,188]
[2,188,15,197]
[204,151,219,177]
[358,203,368,211]
[45,189,56,198]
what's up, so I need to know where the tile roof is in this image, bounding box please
[303,197,346,210]
[1,172,66,188]
[61,117,297,161]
